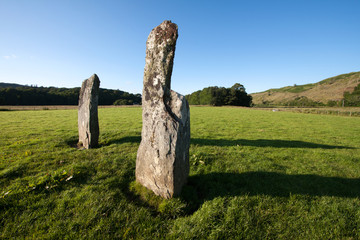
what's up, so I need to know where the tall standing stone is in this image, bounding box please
[78,74,100,149]
[136,21,190,199]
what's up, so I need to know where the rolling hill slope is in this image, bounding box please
[251,71,360,106]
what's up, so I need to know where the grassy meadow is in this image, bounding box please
[1,106,360,239]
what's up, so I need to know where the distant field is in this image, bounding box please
[2,105,360,118]
[1,107,359,239]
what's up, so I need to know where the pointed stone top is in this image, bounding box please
[79,74,100,101]
[85,74,100,88]
[150,20,178,46]
[143,21,178,98]
[89,74,99,81]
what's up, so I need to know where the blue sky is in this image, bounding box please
[1,0,359,95]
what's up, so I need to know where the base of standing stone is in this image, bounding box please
[136,91,190,199]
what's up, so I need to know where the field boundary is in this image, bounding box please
[252,106,360,117]
[1,105,360,117]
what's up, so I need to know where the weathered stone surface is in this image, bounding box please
[78,74,100,149]
[136,20,190,199]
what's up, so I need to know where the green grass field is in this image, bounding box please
[1,106,359,239]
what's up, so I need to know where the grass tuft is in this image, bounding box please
[129,181,188,219]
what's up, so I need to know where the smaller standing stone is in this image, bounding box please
[78,74,100,149]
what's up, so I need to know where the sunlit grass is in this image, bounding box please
[1,106,359,239]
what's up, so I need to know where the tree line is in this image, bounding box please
[0,86,141,105]
[185,83,252,107]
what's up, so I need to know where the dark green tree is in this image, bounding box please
[185,83,252,107]
[343,83,360,107]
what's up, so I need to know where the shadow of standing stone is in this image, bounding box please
[136,21,190,199]
[78,74,100,149]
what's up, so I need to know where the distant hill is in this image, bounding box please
[0,82,27,88]
[251,71,360,106]
[0,83,141,105]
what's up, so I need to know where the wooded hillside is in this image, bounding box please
[0,84,141,105]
